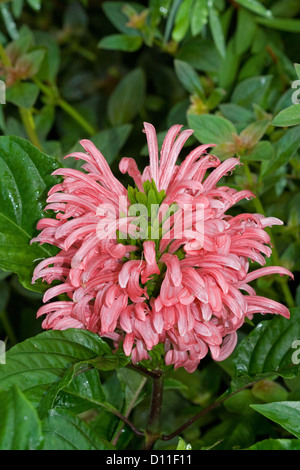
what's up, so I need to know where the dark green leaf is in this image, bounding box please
[102,1,143,36]
[250,402,300,439]
[231,75,272,109]
[209,7,226,59]
[172,0,193,43]
[260,126,300,176]
[233,307,300,381]
[256,16,300,33]
[248,438,300,450]
[42,409,114,450]
[235,8,256,55]
[0,385,43,450]
[0,329,111,400]
[98,34,143,52]
[176,38,221,73]
[33,31,61,83]
[174,59,204,95]
[108,68,146,125]
[190,0,208,36]
[234,0,272,17]
[0,136,60,291]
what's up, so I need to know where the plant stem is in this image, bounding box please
[57,97,97,136]
[19,107,42,150]
[32,77,97,136]
[244,162,294,308]
[112,376,147,446]
[162,380,258,442]
[143,370,164,450]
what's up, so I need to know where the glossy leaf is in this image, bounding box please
[0,329,112,399]
[233,307,300,380]
[250,402,300,439]
[0,385,43,450]
[0,136,60,291]
[234,0,272,17]
[42,409,114,450]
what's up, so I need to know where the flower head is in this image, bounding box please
[31,122,293,372]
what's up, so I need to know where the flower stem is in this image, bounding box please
[162,379,259,441]
[112,376,147,446]
[143,369,164,450]
[57,97,97,136]
[19,107,42,150]
[244,162,294,308]
[32,77,97,136]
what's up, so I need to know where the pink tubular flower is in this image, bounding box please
[31,122,293,373]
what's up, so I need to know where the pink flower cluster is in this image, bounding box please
[31,123,292,372]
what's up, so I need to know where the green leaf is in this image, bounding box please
[174,59,204,95]
[244,140,274,161]
[172,0,193,42]
[239,118,270,147]
[219,103,254,126]
[177,437,192,450]
[260,126,300,176]
[108,68,146,125]
[223,389,259,415]
[272,104,300,127]
[250,402,300,439]
[102,1,143,35]
[6,82,39,109]
[0,385,43,450]
[235,8,257,55]
[251,379,288,403]
[164,0,183,43]
[33,31,61,83]
[0,136,60,291]
[209,7,226,59]
[248,438,300,450]
[0,329,111,401]
[190,0,208,36]
[176,38,221,73]
[18,49,45,76]
[42,409,114,450]
[256,16,300,33]
[234,0,272,17]
[233,307,300,381]
[188,113,236,145]
[231,75,272,109]
[26,0,42,10]
[98,34,143,52]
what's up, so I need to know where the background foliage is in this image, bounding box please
[0,0,300,450]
